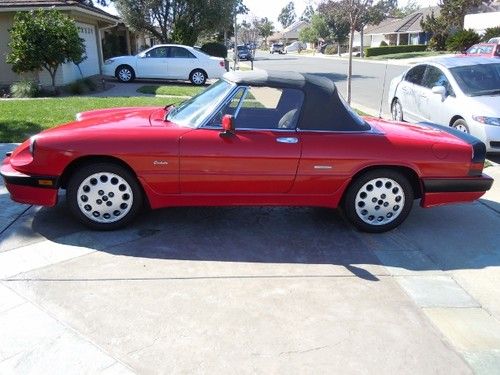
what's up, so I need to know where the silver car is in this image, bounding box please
[388,57,500,153]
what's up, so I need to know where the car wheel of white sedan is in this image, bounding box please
[190,69,207,85]
[116,65,135,83]
[391,99,403,121]
[343,169,413,233]
[67,163,143,230]
[452,118,470,134]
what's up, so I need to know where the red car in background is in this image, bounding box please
[463,43,500,58]
[1,71,494,233]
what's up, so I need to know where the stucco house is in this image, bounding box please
[269,20,309,44]
[354,7,438,48]
[0,0,132,87]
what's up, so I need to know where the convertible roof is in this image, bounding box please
[223,70,370,131]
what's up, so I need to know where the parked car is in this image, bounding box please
[488,37,500,44]
[270,43,285,54]
[463,43,500,58]
[2,71,493,232]
[285,41,306,53]
[102,44,226,85]
[388,57,500,153]
[235,45,252,61]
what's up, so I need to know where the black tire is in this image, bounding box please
[342,169,414,233]
[115,65,135,83]
[452,118,470,134]
[391,99,403,121]
[189,69,207,85]
[67,163,143,230]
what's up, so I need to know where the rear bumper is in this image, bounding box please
[1,157,59,206]
[421,174,493,208]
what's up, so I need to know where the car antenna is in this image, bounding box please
[378,60,389,119]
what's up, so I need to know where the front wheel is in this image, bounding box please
[115,65,135,83]
[67,163,143,230]
[452,118,470,133]
[343,169,414,233]
[189,69,207,85]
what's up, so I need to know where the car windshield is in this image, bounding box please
[237,46,248,51]
[167,80,234,127]
[450,63,500,96]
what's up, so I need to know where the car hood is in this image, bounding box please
[467,95,500,116]
[41,107,165,136]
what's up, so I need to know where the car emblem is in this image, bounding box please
[153,160,168,166]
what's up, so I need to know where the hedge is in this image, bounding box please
[201,42,227,59]
[365,44,427,57]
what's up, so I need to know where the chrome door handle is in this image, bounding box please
[276,137,298,144]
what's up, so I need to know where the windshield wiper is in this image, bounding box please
[470,89,500,96]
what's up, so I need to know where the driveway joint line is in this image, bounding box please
[0,205,32,237]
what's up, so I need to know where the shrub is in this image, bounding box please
[365,44,427,57]
[201,42,228,58]
[10,80,39,98]
[324,45,337,55]
[379,40,388,46]
[68,79,86,95]
[83,77,97,92]
[446,29,481,52]
[481,26,500,42]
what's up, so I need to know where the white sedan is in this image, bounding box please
[388,57,500,153]
[102,44,227,85]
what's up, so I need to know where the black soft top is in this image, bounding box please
[223,70,371,131]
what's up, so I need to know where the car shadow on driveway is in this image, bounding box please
[27,197,500,281]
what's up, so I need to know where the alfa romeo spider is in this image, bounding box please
[1,71,494,232]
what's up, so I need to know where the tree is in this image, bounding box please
[482,26,500,42]
[257,17,275,46]
[7,9,85,90]
[439,0,482,30]
[391,0,420,17]
[420,10,451,50]
[278,1,297,29]
[300,5,315,22]
[319,1,350,55]
[114,0,241,45]
[446,29,480,51]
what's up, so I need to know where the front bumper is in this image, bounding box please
[421,174,493,208]
[1,157,59,206]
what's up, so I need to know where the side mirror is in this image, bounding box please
[220,115,234,137]
[431,85,446,98]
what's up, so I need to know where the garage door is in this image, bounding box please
[76,22,100,77]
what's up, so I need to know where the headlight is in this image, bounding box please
[29,136,37,155]
[472,115,500,126]
[104,59,115,65]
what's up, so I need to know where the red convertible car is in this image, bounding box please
[1,71,494,232]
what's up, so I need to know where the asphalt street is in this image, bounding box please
[252,51,407,117]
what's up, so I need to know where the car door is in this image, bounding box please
[165,46,197,79]
[179,86,304,194]
[419,65,457,125]
[136,46,168,78]
[399,65,426,121]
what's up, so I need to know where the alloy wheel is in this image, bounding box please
[191,71,205,85]
[118,68,132,82]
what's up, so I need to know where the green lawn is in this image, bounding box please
[0,97,181,143]
[367,51,449,60]
[136,85,204,96]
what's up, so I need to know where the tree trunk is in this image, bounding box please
[338,41,341,56]
[347,27,354,104]
[360,27,364,58]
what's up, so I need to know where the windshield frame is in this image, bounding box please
[166,79,237,128]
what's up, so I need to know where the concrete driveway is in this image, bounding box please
[1,140,500,373]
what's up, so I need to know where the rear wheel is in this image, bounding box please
[67,163,143,230]
[190,69,207,85]
[452,118,470,133]
[391,99,403,121]
[343,169,414,233]
[116,65,135,83]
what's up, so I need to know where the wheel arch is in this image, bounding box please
[59,155,150,207]
[449,115,464,126]
[342,165,422,203]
